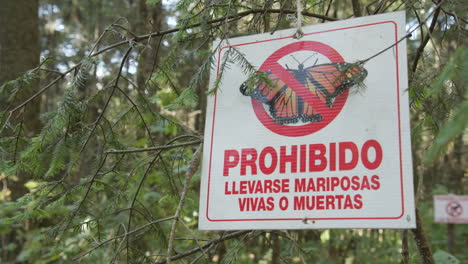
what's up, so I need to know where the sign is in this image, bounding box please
[434,195,468,224]
[199,11,415,230]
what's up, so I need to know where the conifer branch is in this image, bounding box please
[80,47,133,153]
[125,136,200,260]
[166,144,202,264]
[105,140,201,154]
[411,0,443,73]
[73,216,175,260]
[91,8,336,57]
[156,231,252,264]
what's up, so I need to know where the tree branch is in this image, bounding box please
[352,0,363,17]
[411,0,443,73]
[166,144,202,264]
[105,140,201,154]
[91,8,337,57]
[156,231,252,264]
[73,216,175,260]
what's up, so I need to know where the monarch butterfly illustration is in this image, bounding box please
[240,56,368,125]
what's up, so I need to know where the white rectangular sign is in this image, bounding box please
[434,195,468,224]
[199,11,415,230]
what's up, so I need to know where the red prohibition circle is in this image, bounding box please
[445,201,463,217]
[252,41,347,137]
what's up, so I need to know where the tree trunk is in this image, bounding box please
[447,135,464,254]
[0,0,40,261]
[134,0,164,143]
[136,0,164,93]
[412,209,435,264]
[0,0,41,135]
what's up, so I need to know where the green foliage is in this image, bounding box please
[0,68,39,105]
[165,88,198,110]
[146,0,161,7]
[0,0,466,263]
[434,250,460,264]
[424,47,468,162]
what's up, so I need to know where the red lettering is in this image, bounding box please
[329,142,336,171]
[344,195,353,209]
[371,175,380,190]
[238,197,248,211]
[259,147,278,175]
[351,176,360,191]
[280,145,297,173]
[264,180,272,193]
[309,144,327,172]
[330,177,340,191]
[272,179,281,193]
[316,177,326,192]
[255,181,263,193]
[326,195,335,209]
[341,176,350,191]
[258,198,266,211]
[240,148,257,175]
[223,150,239,176]
[240,197,273,211]
[267,197,275,211]
[361,176,371,190]
[307,178,316,191]
[241,181,248,194]
[281,179,290,193]
[279,196,289,210]
[316,195,325,210]
[300,145,307,172]
[335,195,344,209]
[362,140,383,170]
[295,178,306,192]
[339,142,359,170]
[231,181,239,194]
[354,194,363,209]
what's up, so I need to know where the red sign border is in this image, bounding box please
[205,20,405,222]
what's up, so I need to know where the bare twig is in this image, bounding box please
[156,231,252,264]
[3,8,334,124]
[80,46,133,153]
[125,135,200,259]
[411,209,435,264]
[105,140,201,154]
[401,230,409,264]
[64,154,109,231]
[361,0,446,64]
[352,0,363,17]
[7,64,79,115]
[411,0,443,73]
[73,216,175,260]
[166,144,202,264]
[115,86,155,145]
[91,8,336,57]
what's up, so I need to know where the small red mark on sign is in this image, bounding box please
[445,201,463,217]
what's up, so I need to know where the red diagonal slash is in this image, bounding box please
[268,61,329,110]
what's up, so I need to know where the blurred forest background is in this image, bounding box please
[0,0,466,263]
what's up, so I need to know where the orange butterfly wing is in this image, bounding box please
[241,63,367,124]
